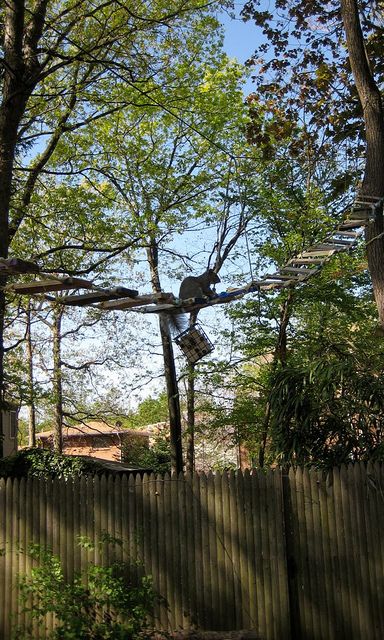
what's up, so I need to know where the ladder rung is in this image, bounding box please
[307,243,346,252]
[289,257,325,265]
[332,230,361,238]
[325,237,357,246]
[338,220,367,230]
[279,266,318,275]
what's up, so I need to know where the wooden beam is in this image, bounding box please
[8,277,95,294]
[100,292,175,310]
[288,257,325,265]
[50,287,139,306]
[0,257,40,274]
[338,220,367,230]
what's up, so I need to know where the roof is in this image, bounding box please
[74,456,152,474]
[36,421,150,440]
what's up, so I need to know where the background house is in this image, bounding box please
[36,421,150,462]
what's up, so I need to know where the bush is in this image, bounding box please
[12,535,158,640]
[122,435,171,475]
[0,448,105,480]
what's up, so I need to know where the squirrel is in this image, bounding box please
[179,268,220,300]
[164,269,221,337]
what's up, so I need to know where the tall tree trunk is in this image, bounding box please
[0,1,46,454]
[25,301,36,447]
[186,364,195,472]
[159,314,183,473]
[259,289,294,467]
[52,305,64,453]
[147,239,183,473]
[341,0,384,326]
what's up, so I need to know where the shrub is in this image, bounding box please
[12,536,158,639]
[0,448,105,480]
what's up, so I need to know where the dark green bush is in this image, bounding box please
[0,448,105,480]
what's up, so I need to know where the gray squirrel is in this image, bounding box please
[179,268,220,300]
[164,269,221,336]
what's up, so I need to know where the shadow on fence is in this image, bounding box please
[0,462,383,639]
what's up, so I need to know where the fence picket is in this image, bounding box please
[0,464,383,640]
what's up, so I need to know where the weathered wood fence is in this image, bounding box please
[0,462,383,639]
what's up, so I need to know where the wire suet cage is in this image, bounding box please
[175,323,214,364]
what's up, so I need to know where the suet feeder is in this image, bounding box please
[175,323,214,364]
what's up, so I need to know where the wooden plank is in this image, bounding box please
[325,236,358,246]
[279,266,318,275]
[333,466,350,636]
[52,287,139,306]
[303,467,322,639]
[273,470,291,639]
[331,230,362,239]
[181,473,195,630]
[236,471,249,629]
[207,472,218,629]
[100,292,175,310]
[267,272,309,281]
[288,257,326,265]
[149,474,162,627]
[366,462,384,637]
[170,473,183,627]
[351,463,372,638]
[157,472,170,628]
[9,277,95,294]
[300,249,337,258]
[0,479,6,639]
[338,219,368,229]
[339,464,361,634]
[213,472,226,629]
[307,242,348,252]
[3,479,13,640]
[0,257,40,274]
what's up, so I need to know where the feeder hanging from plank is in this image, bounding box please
[175,323,214,364]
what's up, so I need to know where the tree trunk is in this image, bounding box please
[259,289,294,467]
[341,0,384,326]
[25,301,36,447]
[159,313,183,473]
[0,1,46,452]
[147,239,183,473]
[52,305,64,453]
[186,364,195,472]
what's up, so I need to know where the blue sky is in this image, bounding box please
[221,8,258,63]
[220,7,259,95]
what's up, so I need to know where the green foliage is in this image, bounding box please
[268,354,384,469]
[122,435,171,475]
[126,393,169,429]
[0,449,104,480]
[207,245,384,469]
[13,538,157,640]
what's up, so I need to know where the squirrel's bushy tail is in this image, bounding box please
[162,310,189,336]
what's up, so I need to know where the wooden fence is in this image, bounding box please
[0,462,383,639]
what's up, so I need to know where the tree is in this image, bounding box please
[195,126,384,468]
[241,0,384,327]
[0,0,226,455]
[57,22,254,471]
[340,0,384,326]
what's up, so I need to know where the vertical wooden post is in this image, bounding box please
[159,314,183,474]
